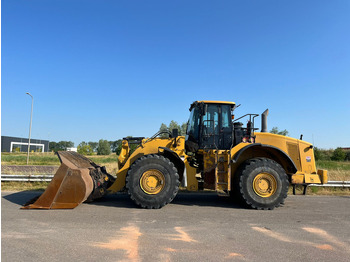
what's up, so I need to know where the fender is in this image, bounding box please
[232,143,298,173]
[158,147,185,181]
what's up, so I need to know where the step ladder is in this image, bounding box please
[215,150,231,191]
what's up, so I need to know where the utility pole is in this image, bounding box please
[26,92,33,165]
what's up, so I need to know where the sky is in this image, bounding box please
[1,0,350,149]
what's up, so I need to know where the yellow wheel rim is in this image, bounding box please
[140,169,165,195]
[253,173,277,197]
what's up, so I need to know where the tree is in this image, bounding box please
[97,139,111,155]
[331,147,346,161]
[345,151,350,161]
[88,142,98,152]
[109,140,122,154]
[159,123,169,138]
[270,127,289,136]
[158,121,187,138]
[77,142,93,155]
[49,141,74,152]
[169,120,182,137]
[314,147,321,161]
[180,122,187,136]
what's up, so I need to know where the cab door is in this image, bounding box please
[200,104,233,150]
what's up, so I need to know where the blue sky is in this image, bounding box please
[2,0,350,149]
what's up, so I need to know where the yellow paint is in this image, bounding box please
[304,173,322,184]
[184,157,198,191]
[117,140,129,169]
[253,173,277,197]
[291,174,304,184]
[196,100,236,105]
[108,137,185,193]
[109,101,327,195]
[317,169,328,184]
[139,169,165,195]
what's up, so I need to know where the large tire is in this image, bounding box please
[126,154,180,209]
[233,158,289,210]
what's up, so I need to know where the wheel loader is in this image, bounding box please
[23,101,327,210]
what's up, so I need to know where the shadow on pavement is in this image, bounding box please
[2,191,42,206]
[89,192,244,209]
[171,192,243,209]
[2,191,244,210]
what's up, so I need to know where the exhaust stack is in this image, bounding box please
[261,109,269,132]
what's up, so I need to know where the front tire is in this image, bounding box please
[233,158,289,210]
[126,154,180,209]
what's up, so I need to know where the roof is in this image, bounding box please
[196,100,236,105]
[189,100,236,111]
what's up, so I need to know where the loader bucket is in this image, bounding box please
[22,151,114,209]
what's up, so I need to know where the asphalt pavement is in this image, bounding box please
[2,191,350,262]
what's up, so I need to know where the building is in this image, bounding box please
[1,136,50,153]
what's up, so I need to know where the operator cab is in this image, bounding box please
[185,101,235,153]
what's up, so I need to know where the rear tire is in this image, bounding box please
[233,158,289,210]
[126,154,180,209]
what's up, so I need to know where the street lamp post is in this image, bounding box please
[26,92,33,165]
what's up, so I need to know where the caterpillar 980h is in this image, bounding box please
[23,101,327,210]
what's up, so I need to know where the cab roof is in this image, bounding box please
[197,100,235,105]
[189,100,236,111]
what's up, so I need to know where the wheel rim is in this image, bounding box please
[140,169,165,195]
[252,172,277,197]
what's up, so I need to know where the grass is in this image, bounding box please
[316,160,350,171]
[1,152,118,167]
[316,160,350,181]
[1,181,49,191]
[1,152,60,165]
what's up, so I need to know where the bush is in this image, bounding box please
[77,144,93,155]
[314,147,332,161]
[346,151,350,161]
[331,147,346,161]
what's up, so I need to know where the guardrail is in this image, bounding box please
[309,181,350,188]
[1,174,54,182]
[1,174,350,187]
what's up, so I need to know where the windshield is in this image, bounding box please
[186,106,201,143]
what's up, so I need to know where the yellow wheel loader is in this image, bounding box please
[23,101,327,210]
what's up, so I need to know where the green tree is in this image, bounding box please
[49,141,74,152]
[169,120,182,137]
[270,127,289,136]
[345,151,350,161]
[97,139,111,155]
[180,122,187,136]
[158,121,187,137]
[88,142,98,152]
[314,147,321,161]
[159,123,169,138]
[331,147,346,161]
[109,140,122,154]
[77,142,93,155]
[49,142,58,152]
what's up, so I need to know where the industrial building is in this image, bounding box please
[1,136,49,152]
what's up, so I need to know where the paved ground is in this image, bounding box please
[2,191,350,262]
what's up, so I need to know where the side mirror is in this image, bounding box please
[172,129,179,138]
